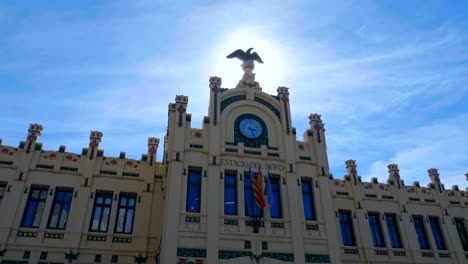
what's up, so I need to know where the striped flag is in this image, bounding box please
[253,167,266,209]
[265,169,275,208]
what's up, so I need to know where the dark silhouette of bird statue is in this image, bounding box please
[226,48,264,64]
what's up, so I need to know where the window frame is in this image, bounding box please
[367,212,386,248]
[89,191,113,232]
[301,179,316,221]
[428,216,447,250]
[186,167,202,213]
[224,171,238,216]
[244,171,263,217]
[269,176,282,219]
[454,218,468,251]
[385,214,403,248]
[412,215,431,250]
[339,210,356,246]
[20,185,49,228]
[114,193,137,234]
[47,188,73,230]
[0,182,7,200]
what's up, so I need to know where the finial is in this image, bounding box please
[227,48,263,82]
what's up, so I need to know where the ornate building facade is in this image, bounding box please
[1,65,468,264]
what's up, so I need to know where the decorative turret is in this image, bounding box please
[88,131,103,160]
[277,87,292,135]
[309,114,325,144]
[148,137,160,166]
[175,95,188,127]
[209,76,222,126]
[387,164,403,189]
[345,160,359,185]
[26,123,43,153]
[428,168,443,192]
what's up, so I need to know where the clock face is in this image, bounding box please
[239,118,263,139]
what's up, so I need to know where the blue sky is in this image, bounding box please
[1,0,467,188]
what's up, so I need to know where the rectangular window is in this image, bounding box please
[89,192,113,232]
[429,216,447,250]
[186,168,202,213]
[270,177,282,218]
[385,214,403,248]
[368,212,385,247]
[115,193,136,234]
[301,180,316,220]
[455,218,468,251]
[47,188,73,229]
[224,171,237,215]
[339,211,356,246]
[21,186,49,228]
[244,172,262,217]
[0,182,6,200]
[413,215,430,249]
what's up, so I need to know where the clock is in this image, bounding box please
[239,118,263,139]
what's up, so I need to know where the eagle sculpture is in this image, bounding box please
[226,48,264,64]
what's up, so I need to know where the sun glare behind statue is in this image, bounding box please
[210,27,291,93]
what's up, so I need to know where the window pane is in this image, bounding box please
[100,207,110,231]
[301,180,315,220]
[244,176,253,217]
[58,203,70,229]
[368,213,385,247]
[339,211,356,246]
[455,218,468,251]
[385,215,402,248]
[32,199,46,227]
[0,184,6,199]
[120,196,127,206]
[23,201,38,227]
[49,203,61,228]
[91,207,102,231]
[270,181,282,218]
[429,217,447,250]
[48,190,73,229]
[413,216,430,249]
[224,174,237,216]
[186,170,201,213]
[125,209,134,233]
[116,208,126,233]
[128,197,136,207]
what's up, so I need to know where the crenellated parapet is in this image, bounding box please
[0,124,164,182]
[330,161,468,209]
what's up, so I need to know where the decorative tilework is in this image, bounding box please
[177,248,207,258]
[44,233,64,239]
[112,237,132,243]
[344,248,359,254]
[224,219,238,225]
[271,222,284,228]
[254,97,281,121]
[218,250,251,259]
[392,250,406,256]
[263,252,293,262]
[87,235,106,241]
[185,216,200,223]
[421,252,434,257]
[306,224,319,230]
[305,254,330,263]
[220,95,246,112]
[17,231,37,237]
[375,250,388,255]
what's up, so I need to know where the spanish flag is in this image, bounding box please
[253,167,266,209]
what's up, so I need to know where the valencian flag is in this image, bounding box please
[265,169,275,208]
[253,166,266,208]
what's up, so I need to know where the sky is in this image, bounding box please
[1,0,467,189]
